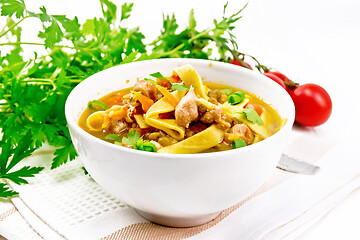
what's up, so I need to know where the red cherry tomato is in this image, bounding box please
[263,72,287,89]
[289,83,332,127]
[231,58,253,69]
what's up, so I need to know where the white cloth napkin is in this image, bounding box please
[0,133,359,240]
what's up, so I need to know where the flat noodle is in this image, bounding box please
[86,111,105,131]
[145,91,186,140]
[172,64,208,99]
[158,125,224,154]
[221,99,249,117]
[134,114,149,129]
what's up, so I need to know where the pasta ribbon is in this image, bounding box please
[173,64,208,99]
[145,91,186,140]
[158,125,224,154]
[134,114,149,129]
[86,111,105,131]
[221,99,249,118]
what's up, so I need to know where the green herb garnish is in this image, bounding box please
[232,139,247,149]
[150,72,168,81]
[0,0,246,199]
[228,91,245,105]
[138,141,157,152]
[104,133,121,141]
[88,100,108,111]
[241,108,264,125]
[122,130,142,146]
[169,82,192,91]
[121,131,157,152]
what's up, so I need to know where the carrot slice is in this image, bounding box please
[156,75,180,89]
[247,104,263,116]
[156,85,179,107]
[132,91,154,112]
[106,93,126,106]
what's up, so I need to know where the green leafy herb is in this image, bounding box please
[121,130,141,146]
[168,81,192,92]
[171,84,191,91]
[120,131,157,152]
[0,0,247,199]
[241,108,264,125]
[0,131,44,198]
[150,72,168,81]
[0,183,18,198]
[104,133,120,141]
[228,91,245,105]
[88,100,108,111]
[221,88,232,95]
[232,139,247,149]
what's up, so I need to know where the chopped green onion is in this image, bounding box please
[139,142,158,152]
[228,91,245,105]
[104,133,121,141]
[232,139,247,149]
[134,138,144,150]
[221,88,233,95]
[88,100,108,111]
[133,139,157,152]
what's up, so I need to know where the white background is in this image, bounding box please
[2,0,360,239]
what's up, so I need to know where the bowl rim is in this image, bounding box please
[65,58,295,160]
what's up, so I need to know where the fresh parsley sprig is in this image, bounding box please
[239,108,264,125]
[0,0,246,199]
[0,131,44,198]
[113,130,157,152]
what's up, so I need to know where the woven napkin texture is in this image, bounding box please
[0,133,359,240]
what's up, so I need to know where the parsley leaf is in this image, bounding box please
[0,0,247,199]
[120,131,157,152]
[120,2,133,21]
[0,183,18,198]
[0,131,44,192]
[1,166,44,184]
[51,144,77,169]
[169,83,191,92]
[0,0,25,18]
[104,133,121,141]
[241,108,264,125]
[150,72,168,81]
[122,130,141,146]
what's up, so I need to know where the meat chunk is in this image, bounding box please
[200,106,223,124]
[133,80,157,101]
[208,89,228,104]
[226,123,254,145]
[109,121,128,134]
[102,105,132,134]
[175,88,198,128]
[200,106,231,130]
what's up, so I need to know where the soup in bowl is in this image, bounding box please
[65,58,295,227]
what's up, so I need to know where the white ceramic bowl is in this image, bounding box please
[65,58,295,227]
